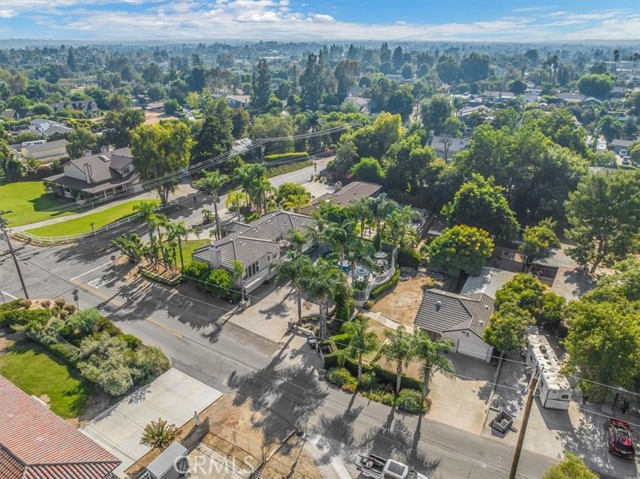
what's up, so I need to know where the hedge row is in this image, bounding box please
[266,161,313,178]
[263,152,309,162]
[140,268,184,287]
[323,350,422,392]
[369,268,401,300]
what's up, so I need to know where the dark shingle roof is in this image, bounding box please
[414,289,494,337]
[0,376,121,479]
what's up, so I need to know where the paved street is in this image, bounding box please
[0,158,578,479]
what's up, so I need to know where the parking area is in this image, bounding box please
[81,368,223,477]
[484,351,639,478]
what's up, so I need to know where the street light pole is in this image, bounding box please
[509,371,539,479]
[1,227,29,299]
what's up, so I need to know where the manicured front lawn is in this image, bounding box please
[0,181,76,226]
[0,340,91,418]
[176,239,210,268]
[26,199,159,237]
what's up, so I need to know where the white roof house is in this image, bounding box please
[460,267,516,299]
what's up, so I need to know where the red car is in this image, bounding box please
[607,418,635,459]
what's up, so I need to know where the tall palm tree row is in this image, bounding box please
[233,163,271,214]
[412,332,455,404]
[382,326,415,394]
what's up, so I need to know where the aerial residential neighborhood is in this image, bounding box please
[1,2,639,479]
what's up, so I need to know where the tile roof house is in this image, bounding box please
[52,99,99,114]
[414,289,495,362]
[192,211,315,293]
[302,181,382,214]
[45,147,139,199]
[0,375,121,479]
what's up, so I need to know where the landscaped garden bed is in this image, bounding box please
[0,298,169,398]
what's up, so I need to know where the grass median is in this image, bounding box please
[25,199,159,237]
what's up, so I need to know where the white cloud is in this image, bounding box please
[2,1,639,41]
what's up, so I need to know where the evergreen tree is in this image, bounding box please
[251,58,271,114]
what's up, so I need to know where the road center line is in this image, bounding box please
[70,261,113,281]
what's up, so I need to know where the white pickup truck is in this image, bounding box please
[356,454,428,479]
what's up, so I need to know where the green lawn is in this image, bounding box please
[177,239,209,268]
[0,340,91,418]
[0,181,76,227]
[26,199,159,237]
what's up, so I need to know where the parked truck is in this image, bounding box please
[356,454,428,479]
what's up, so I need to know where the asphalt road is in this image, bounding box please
[0,159,568,479]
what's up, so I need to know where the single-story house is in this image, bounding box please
[428,135,471,160]
[557,93,586,104]
[28,118,73,138]
[460,267,516,299]
[0,375,121,478]
[52,99,99,114]
[226,95,251,109]
[21,139,69,163]
[302,181,382,214]
[45,147,139,199]
[609,86,625,98]
[414,289,495,362]
[145,100,165,112]
[2,108,31,120]
[346,96,371,113]
[483,91,515,102]
[610,138,634,153]
[192,211,315,294]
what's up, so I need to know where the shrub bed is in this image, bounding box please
[397,246,422,268]
[325,366,429,414]
[140,268,184,286]
[0,301,170,396]
[369,268,401,300]
[183,261,241,302]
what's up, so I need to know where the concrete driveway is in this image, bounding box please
[81,368,222,477]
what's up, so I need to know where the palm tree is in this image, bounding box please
[348,197,374,238]
[412,331,455,404]
[382,326,414,394]
[284,193,311,213]
[193,170,229,240]
[384,206,419,246]
[253,175,274,215]
[318,220,354,265]
[234,163,267,210]
[339,317,380,385]
[140,418,178,450]
[370,194,398,240]
[134,201,159,246]
[111,233,146,263]
[226,190,249,219]
[288,228,308,254]
[345,234,374,281]
[151,213,170,268]
[274,253,313,324]
[167,221,195,270]
[305,259,349,340]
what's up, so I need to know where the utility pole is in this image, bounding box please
[509,372,539,479]
[0,210,29,299]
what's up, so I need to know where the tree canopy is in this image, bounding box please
[428,225,494,277]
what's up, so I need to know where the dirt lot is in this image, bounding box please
[197,394,324,479]
[144,110,179,124]
[371,271,437,328]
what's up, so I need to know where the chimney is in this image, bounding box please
[334,181,343,192]
[210,246,223,268]
[436,300,442,311]
[83,149,92,157]
[100,145,108,153]
[83,163,92,184]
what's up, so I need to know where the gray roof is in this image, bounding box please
[29,119,73,137]
[414,289,494,337]
[557,93,586,102]
[203,211,314,269]
[67,148,133,183]
[611,139,634,148]
[304,181,382,213]
[23,139,68,154]
[430,136,470,154]
[146,441,187,477]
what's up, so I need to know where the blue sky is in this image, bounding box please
[1,0,639,41]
